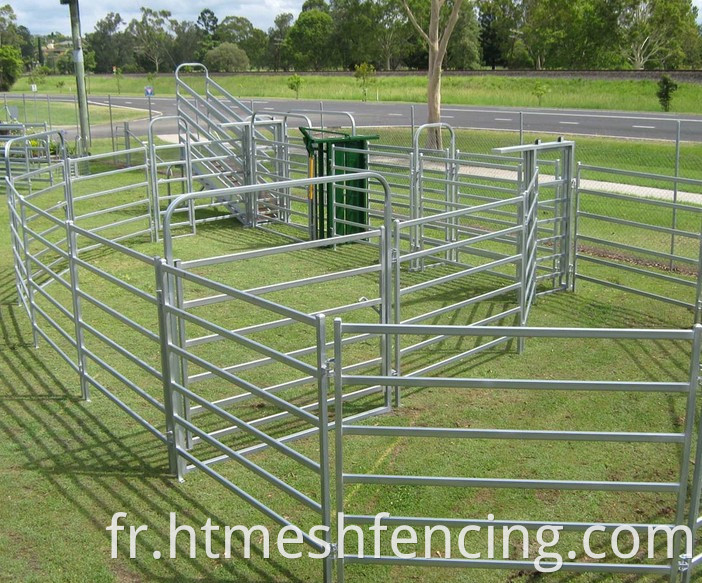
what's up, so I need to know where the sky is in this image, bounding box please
[16,1,303,36]
[16,0,702,37]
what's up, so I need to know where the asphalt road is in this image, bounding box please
[39,93,702,143]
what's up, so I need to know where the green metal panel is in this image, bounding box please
[300,127,378,239]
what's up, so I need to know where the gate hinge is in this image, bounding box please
[678,553,691,573]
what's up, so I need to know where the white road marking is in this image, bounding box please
[388,113,403,117]
[125,101,133,104]
[264,107,275,110]
[633,125,656,129]
[441,115,455,119]
[559,121,579,125]
[495,118,513,122]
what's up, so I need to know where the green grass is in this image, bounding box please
[1,97,148,127]
[2,139,702,581]
[12,73,702,114]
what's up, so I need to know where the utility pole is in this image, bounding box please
[61,0,90,155]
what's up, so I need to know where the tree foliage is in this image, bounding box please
[203,42,249,72]
[2,0,702,77]
[0,44,22,90]
[285,9,335,70]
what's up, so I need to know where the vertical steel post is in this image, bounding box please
[519,111,524,145]
[124,122,131,166]
[315,314,333,583]
[154,259,185,479]
[671,120,681,270]
[19,202,39,349]
[66,222,89,400]
[693,215,702,324]
[561,142,576,291]
[379,226,393,409]
[571,163,583,293]
[333,317,345,583]
[108,95,115,152]
[46,94,53,130]
[672,324,702,582]
[174,258,191,450]
[518,183,527,354]
[683,328,702,583]
[65,0,90,156]
[393,220,402,385]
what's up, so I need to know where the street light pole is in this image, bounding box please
[61,0,89,155]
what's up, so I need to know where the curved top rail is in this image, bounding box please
[175,62,209,79]
[162,171,393,263]
[413,123,456,159]
[4,129,66,181]
[249,111,313,130]
[287,109,357,134]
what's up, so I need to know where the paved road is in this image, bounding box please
[40,93,702,143]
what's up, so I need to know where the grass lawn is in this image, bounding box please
[2,139,701,582]
[1,96,148,127]
[11,73,702,114]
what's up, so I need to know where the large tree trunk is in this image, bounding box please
[402,0,463,152]
[427,48,442,149]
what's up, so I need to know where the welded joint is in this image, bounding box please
[358,296,381,316]
[329,543,338,559]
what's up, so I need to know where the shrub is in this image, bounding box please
[656,75,678,112]
[287,74,303,99]
[204,43,250,73]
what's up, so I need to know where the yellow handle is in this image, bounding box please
[308,156,315,200]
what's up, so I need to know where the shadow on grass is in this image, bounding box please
[0,286,306,581]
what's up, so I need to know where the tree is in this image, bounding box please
[287,73,303,98]
[267,13,294,71]
[619,0,700,69]
[170,20,204,67]
[330,0,379,69]
[354,62,376,100]
[531,80,550,106]
[401,0,466,148]
[0,44,22,90]
[128,8,174,73]
[203,42,249,72]
[285,9,335,70]
[217,17,267,69]
[375,0,410,70]
[195,8,218,59]
[0,4,19,48]
[445,3,481,69]
[86,13,134,74]
[196,9,219,36]
[17,25,34,69]
[656,74,678,111]
[303,0,331,11]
